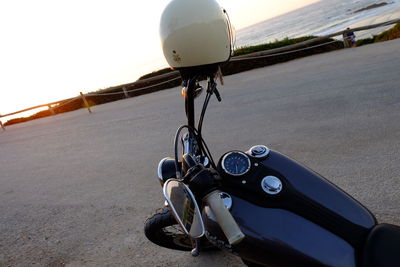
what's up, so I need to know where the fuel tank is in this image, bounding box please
[203,148,376,266]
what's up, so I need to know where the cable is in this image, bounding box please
[174,125,196,179]
[197,84,212,135]
[196,90,211,163]
[125,76,181,93]
[173,124,217,179]
[199,134,217,170]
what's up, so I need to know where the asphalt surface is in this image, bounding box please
[1,39,399,266]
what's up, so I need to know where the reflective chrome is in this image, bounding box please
[220,192,233,210]
[163,179,205,238]
[203,156,209,167]
[182,133,199,157]
[194,84,204,98]
[261,176,283,195]
[221,151,251,176]
[247,145,270,158]
[157,157,170,185]
[195,155,209,167]
[182,134,191,155]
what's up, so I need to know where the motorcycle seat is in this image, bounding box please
[362,223,400,267]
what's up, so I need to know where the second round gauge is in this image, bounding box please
[221,151,251,176]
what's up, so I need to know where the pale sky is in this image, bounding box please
[0,0,319,116]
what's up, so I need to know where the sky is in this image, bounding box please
[0,0,319,117]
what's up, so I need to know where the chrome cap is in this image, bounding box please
[261,176,282,195]
[248,145,270,158]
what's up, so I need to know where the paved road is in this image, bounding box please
[1,39,399,266]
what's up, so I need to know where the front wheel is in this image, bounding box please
[144,207,217,251]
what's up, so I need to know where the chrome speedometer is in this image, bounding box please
[221,151,251,176]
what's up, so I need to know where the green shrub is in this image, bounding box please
[357,22,400,47]
[374,22,400,42]
[233,36,316,56]
[356,38,375,46]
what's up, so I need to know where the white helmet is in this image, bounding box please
[160,0,233,70]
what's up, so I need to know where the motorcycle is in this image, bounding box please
[144,72,400,266]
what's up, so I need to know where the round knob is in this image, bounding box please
[249,145,270,158]
[261,176,282,195]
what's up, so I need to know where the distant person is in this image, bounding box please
[344,27,356,48]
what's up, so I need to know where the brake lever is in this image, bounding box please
[207,82,222,102]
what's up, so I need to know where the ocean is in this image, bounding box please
[236,0,400,48]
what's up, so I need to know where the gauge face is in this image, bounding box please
[221,151,251,176]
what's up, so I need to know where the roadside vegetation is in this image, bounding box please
[357,22,400,46]
[232,36,316,56]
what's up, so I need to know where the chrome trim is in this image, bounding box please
[182,133,197,157]
[247,145,270,158]
[163,179,205,238]
[221,151,251,176]
[220,192,233,210]
[183,134,190,155]
[157,157,170,185]
[203,156,209,167]
[261,176,282,195]
[195,155,209,167]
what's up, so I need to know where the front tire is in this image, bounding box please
[144,207,216,251]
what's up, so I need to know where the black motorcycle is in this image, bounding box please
[144,69,400,267]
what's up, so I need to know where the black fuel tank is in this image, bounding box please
[204,196,357,266]
[259,150,376,229]
[206,149,377,266]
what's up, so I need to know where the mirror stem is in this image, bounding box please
[191,238,201,257]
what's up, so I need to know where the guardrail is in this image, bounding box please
[1,18,399,130]
[0,75,182,128]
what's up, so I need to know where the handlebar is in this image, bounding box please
[184,161,245,245]
[177,76,244,245]
[204,190,245,245]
